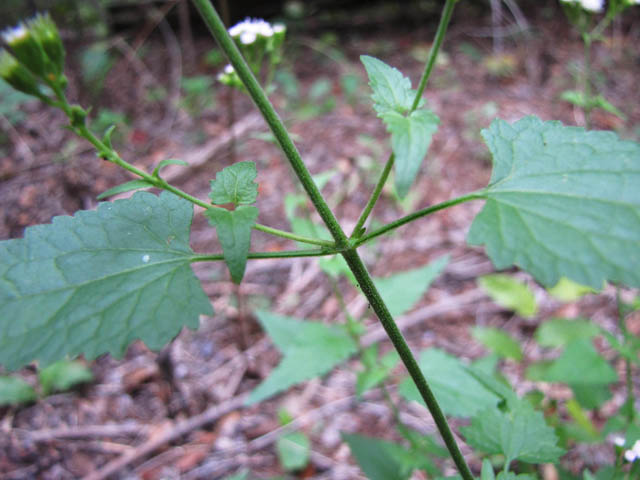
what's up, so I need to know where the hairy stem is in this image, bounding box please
[190,248,337,262]
[350,0,458,237]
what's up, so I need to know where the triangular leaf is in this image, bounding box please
[374,255,449,317]
[209,161,259,206]
[468,116,640,289]
[96,179,153,200]
[205,206,258,284]
[0,376,37,406]
[398,349,500,417]
[461,401,565,465]
[360,55,416,114]
[380,109,439,198]
[547,277,599,302]
[478,274,537,318]
[342,433,413,480]
[247,311,357,404]
[0,191,213,370]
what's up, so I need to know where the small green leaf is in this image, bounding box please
[38,360,93,395]
[472,326,523,361]
[374,255,449,317]
[535,317,599,348]
[360,55,416,114]
[481,459,495,480]
[276,431,310,471]
[96,179,153,200]
[543,339,618,386]
[0,192,213,370]
[247,311,357,404]
[478,274,537,318]
[461,401,564,465]
[0,376,37,406]
[398,349,500,417]
[205,206,258,284]
[468,116,640,289]
[342,433,412,480]
[209,161,258,206]
[153,158,188,178]
[101,124,116,149]
[547,277,599,302]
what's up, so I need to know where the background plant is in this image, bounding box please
[0,2,639,479]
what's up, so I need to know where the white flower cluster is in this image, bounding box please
[561,0,604,12]
[1,24,28,44]
[228,18,285,45]
[614,436,640,462]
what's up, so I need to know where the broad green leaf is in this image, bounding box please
[38,360,93,395]
[0,376,37,406]
[205,206,259,284]
[398,348,500,417]
[472,326,523,361]
[481,459,495,480]
[276,431,310,471]
[360,55,416,114]
[461,401,564,465]
[374,255,449,317]
[543,339,617,386]
[0,192,213,370]
[547,277,599,302]
[360,55,439,197]
[478,274,537,318]
[468,116,640,289]
[209,161,258,206]
[380,109,440,198]
[535,317,599,348]
[342,433,412,480]
[247,311,357,404]
[96,179,153,200]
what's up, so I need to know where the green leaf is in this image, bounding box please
[468,116,640,289]
[543,339,618,386]
[38,360,93,395]
[205,206,258,284]
[276,431,310,472]
[374,255,449,317]
[96,179,153,200]
[478,274,537,318]
[356,346,399,396]
[360,55,416,114]
[472,326,523,361]
[481,459,495,480]
[398,349,500,417]
[547,277,600,302]
[535,317,599,348]
[461,401,564,465]
[0,192,213,370]
[247,311,357,404]
[381,109,440,198]
[342,433,412,480]
[497,474,536,480]
[209,161,259,206]
[153,158,188,178]
[0,376,37,406]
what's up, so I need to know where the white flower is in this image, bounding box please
[240,31,257,45]
[614,436,626,447]
[560,0,604,11]
[1,24,28,44]
[224,64,234,74]
[228,18,274,40]
[624,440,640,462]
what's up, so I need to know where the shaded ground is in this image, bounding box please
[1,3,639,479]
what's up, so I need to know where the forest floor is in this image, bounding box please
[1,3,639,479]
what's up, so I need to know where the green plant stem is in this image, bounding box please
[350,0,457,237]
[581,33,592,129]
[341,249,474,480]
[355,192,483,247]
[616,288,635,423]
[193,2,474,478]
[191,0,349,249]
[190,248,337,262]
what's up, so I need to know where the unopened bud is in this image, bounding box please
[0,49,42,97]
[2,23,47,76]
[28,13,65,76]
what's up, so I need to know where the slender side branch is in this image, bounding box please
[350,0,458,237]
[190,248,337,262]
[355,192,484,247]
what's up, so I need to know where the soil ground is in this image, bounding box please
[1,3,639,479]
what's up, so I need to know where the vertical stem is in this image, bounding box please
[617,288,635,423]
[581,33,592,129]
[341,249,474,480]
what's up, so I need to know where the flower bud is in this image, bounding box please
[2,23,47,76]
[0,49,42,97]
[28,13,65,76]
